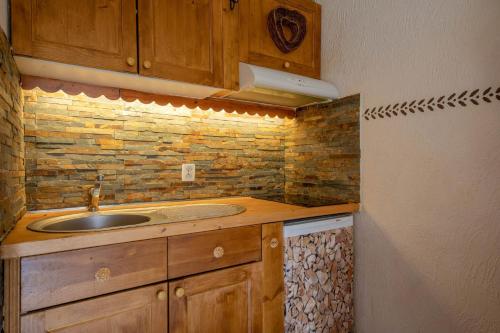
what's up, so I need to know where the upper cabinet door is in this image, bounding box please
[138,0,239,89]
[240,0,321,79]
[11,0,138,73]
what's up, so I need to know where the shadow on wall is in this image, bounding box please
[355,208,500,332]
[355,210,458,332]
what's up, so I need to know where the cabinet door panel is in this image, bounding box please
[21,283,168,333]
[240,0,321,78]
[138,0,238,89]
[11,0,138,72]
[169,263,263,333]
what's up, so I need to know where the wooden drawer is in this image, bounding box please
[168,225,262,279]
[21,283,168,333]
[20,238,168,313]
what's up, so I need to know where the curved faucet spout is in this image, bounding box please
[89,174,104,212]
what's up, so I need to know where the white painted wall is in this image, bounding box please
[317,0,500,331]
[0,0,8,37]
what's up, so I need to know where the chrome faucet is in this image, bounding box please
[89,174,104,212]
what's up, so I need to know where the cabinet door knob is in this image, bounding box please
[283,61,291,69]
[95,267,111,281]
[175,287,185,298]
[270,237,279,248]
[157,290,167,301]
[143,60,152,69]
[126,57,135,67]
[213,246,224,258]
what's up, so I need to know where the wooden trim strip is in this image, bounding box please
[21,75,120,99]
[4,258,21,333]
[20,75,296,118]
[262,222,285,333]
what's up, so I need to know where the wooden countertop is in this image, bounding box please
[0,197,359,259]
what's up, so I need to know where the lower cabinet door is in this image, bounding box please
[169,263,263,333]
[20,283,168,333]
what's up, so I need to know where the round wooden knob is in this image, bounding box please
[213,246,224,258]
[95,267,111,281]
[143,60,152,69]
[126,57,135,66]
[157,290,167,301]
[175,287,185,298]
[270,237,279,248]
[283,61,291,69]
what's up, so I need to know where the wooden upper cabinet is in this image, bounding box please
[11,0,138,73]
[240,0,321,78]
[169,263,263,333]
[138,0,239,89]
[21,283,168,333]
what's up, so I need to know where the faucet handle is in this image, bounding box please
[96,174,104,182]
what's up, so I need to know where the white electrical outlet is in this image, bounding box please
[182,164,195,182]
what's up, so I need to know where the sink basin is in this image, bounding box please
[27,203,246,233]
[28,213,152,232]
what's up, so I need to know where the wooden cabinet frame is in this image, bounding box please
[3,223,285,333]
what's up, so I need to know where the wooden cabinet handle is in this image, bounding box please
[157,290,167,301]
[175,287,185,298]
[213,246,224,258]
[283,61,291,69]
[143,60,152,69]
[270,237,279,248]
[95,267,111,281]
[126,57,135,66]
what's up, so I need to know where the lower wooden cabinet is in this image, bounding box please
[5,223,285,333]
[169,263,263,333]
[20,283,168,333]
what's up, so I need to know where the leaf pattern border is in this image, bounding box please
[363,87,500,121]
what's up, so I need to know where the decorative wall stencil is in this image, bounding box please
[268,7,307,53]
[285,226,354,333]
[363,86,500,120]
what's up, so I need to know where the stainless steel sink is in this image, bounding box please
[27,204,246,233]
[37,214,151,232]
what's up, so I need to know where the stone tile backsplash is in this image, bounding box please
[24,89,287,210]
[285,96,360,206]
[23,90,360,211]
[0,30,25,237]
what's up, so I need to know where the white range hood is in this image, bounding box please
[221,63,340,108]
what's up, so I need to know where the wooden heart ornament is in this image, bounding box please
[267,7,307,53]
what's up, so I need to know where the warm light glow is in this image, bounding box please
[25,88,287,124]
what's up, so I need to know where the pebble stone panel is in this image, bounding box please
[285,226,354,333]
[0,29,25,238]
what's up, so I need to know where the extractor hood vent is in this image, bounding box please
[221,63,340,108]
